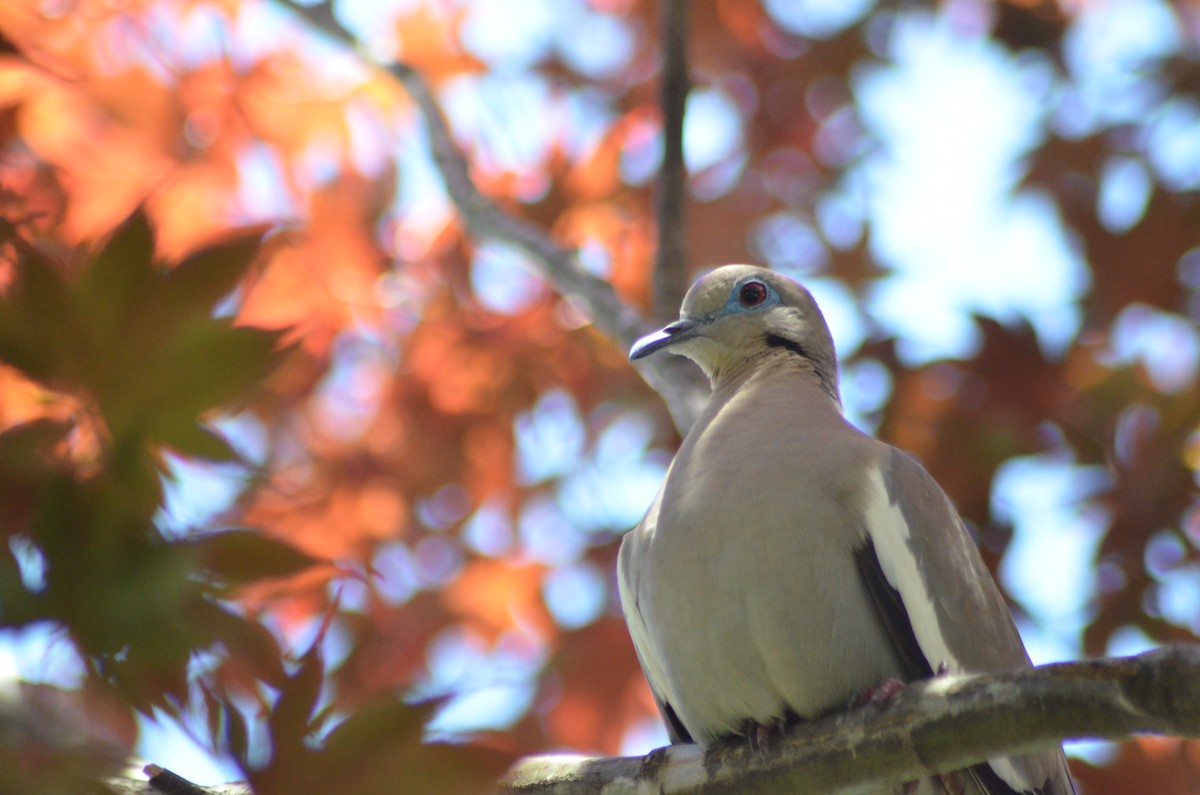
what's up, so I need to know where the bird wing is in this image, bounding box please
[617,491,693,744]
[855,446,1076,795]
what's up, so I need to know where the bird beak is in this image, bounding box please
[630,319,700,361]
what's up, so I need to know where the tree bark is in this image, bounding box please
[105,646,1200,794]
[498,646,1200,794]
[652,0,691,324]
[277,0,710,436]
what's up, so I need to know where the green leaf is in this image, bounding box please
[269,644,326,754]
[160,422,242,464]
[0,544,44,627]
[322,699,437,758]
[200,684,223,750]
[307,699,516,795]
[0,418,69,474]
[98,321,284,442]
[0,245,76,384]
[193,602,288,688]
[77,210,157,350]
[223,698,250,765]
[160,228,266,321]
[155,323,283,416]
[186,528,321,586]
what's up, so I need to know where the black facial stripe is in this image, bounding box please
[764,333,810,360]
[763,332,840,404]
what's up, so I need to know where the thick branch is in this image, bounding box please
[276,0,708,434]
[652,0,691,323]
[499,646,1200,795]
[103,765,250,794]
[102,647,1200,793]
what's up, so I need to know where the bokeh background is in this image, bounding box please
[0,0,1198,792]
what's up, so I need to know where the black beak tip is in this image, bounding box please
[629,320,696,361]
[629,332,665,361]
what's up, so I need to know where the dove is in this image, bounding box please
[619,265,1075,794]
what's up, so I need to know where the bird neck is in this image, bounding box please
[710,348,843,414]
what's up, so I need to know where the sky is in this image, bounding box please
[4,0,1200,784]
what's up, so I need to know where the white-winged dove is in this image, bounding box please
[619,265,1075,794]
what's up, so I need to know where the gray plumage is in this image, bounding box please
[619,265,1075,795]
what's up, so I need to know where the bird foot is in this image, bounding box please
[850,677,908,709]
[743,719,785,760]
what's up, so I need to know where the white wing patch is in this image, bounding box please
[863,467,1047,793]
[989,757,1030,792]
[860,466,961,676]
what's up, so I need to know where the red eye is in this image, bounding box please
[738,281,768,307]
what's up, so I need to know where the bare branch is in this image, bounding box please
[386,61,646,344]
[395,55,709,432]
[103,765,250,794]
[274,0,708,433]
[104,648,1200,793]
[653,0,691,323]
[499,646,1200,795]
[140,765,230,795]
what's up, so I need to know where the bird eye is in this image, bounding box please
[738,281,768,307]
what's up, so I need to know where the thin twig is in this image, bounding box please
[276,0,709,433]
[653,0,691,324]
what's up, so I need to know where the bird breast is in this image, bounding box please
[632,381,906,744]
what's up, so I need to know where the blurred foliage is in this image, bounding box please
[0,0,1196,793]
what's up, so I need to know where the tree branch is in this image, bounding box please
[102,647,1200,793]
[103,764,250,794]
[275,0,708,434]
[652,0,691,323]
[499,646,1200,794]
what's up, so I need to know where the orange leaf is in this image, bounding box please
[443,559,553,641]
[392,5,486,81]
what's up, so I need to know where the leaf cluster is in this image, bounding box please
[0,212,328,789]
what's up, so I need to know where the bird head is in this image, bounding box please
[630,265,840,400]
